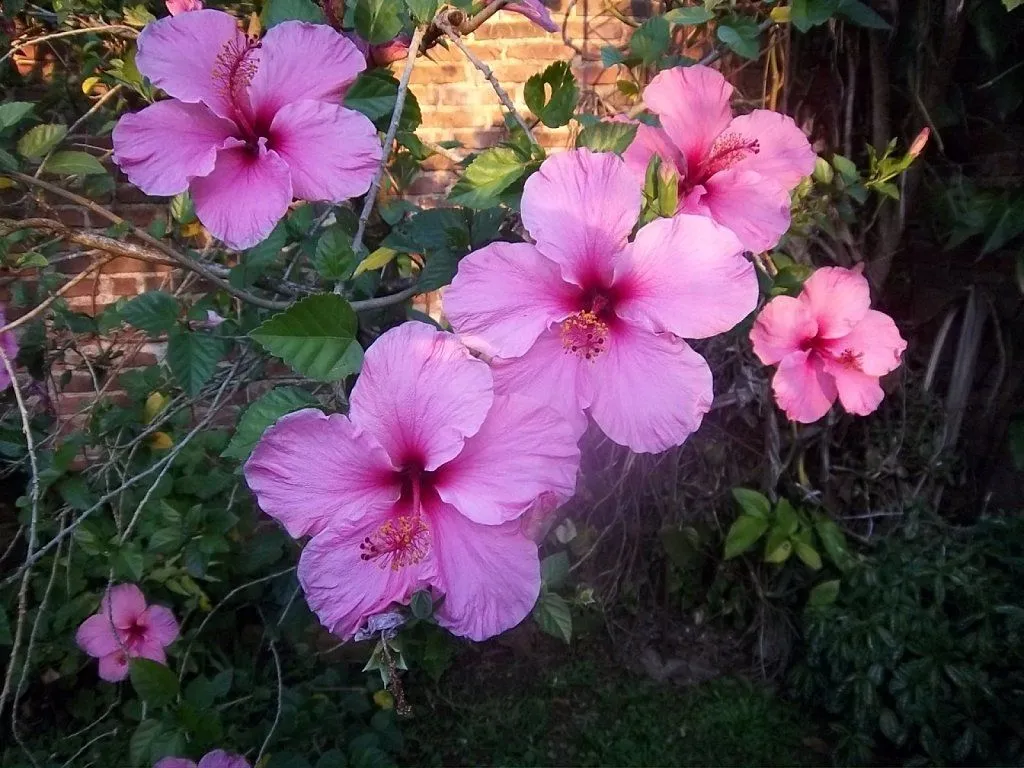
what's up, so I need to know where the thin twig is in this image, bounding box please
[256,612,284,765]
[34,85,124,180]
[0,25,137,65]
[0,253,113,335]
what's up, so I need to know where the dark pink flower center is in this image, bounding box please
[800,336,863,371]
[212,37,268,146]
[122,620,148,649]
[680,132,761,195]
[559,285,621,361]
[360,463,435,571]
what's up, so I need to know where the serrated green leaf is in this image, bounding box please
[130,720,166,766]
[221,386,318,461]
[533,591,572,643]
[410,589,433,619]
[166,329,225,396]
[630,16,670,64]
[261,0,325,26]
[344,70,421,132]
[524,61,579,129]
[449,148,530,209]
[575,121,637,154]
[540,551,570,590]
[42,150,107,176]
[404,0,438,23]
[791,0,840,30]
[231,222,288,288]
[0,102,35,131]
[601,45,626,67]
[250,294,363,382]
[314,226,357,282]
[836,0,890,27]
[716,22,761,59]
[17,123,67,159]
[664,6,714,24]
[130,659,180,708]
[724,514,769,559]
[120,291,179,335]
[354,0,404,44]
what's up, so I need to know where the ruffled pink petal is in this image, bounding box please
[771,350,837,423]
[826,364,884,416]
[135,640,168,665]
[268,100,380,202]
[496,0,559,32]
[75,613,121,658]
[0,307,17,392]
[613,214,756,339]
[750,295,818,365]
[588,325,713,453]
[687,168,792,253]
[298,511,435,641]
[350,323,493,471]
[430,498,541,641]
[136,10,249,120]
[154,758,198,768]
[798,266,871,339]
[198,751,250,768]
[445,242,577,358]
[434,394,580,526]
[644,65,733,175]
[190,143,293,250]
[822,309,906,376]
[101,584,146,628]
[727,110,816,191]
[140,604,180,647]
[112,100,237,197]
[521,149,642,286]
[97,651,131,682]
[247,22,366,124]
[371,36,411,67]
[244,408,399,539]
[490,328,593,441]
[617,119,686,182]
[165,0,203,15]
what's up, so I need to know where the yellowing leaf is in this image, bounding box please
[143,392,169,424]
[81,76,101,95]
[373,690,395,710]
[771,6,791,22]
[354,246,399,277]
[148,432,174,450]
[180,221,205,238]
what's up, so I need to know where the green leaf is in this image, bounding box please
[533,591,572,643]
[774,498,799,535]
[410,589,434,619]
[17,123,67,159]
[120,291,179,335]
[807,579,839,606]
[314,226,357,282]
[836,0,890,28]
[791,0,840,31]
[130,720,166,766]
[731,488,771,520]
[0,148,19,172]
[261,0,325,26]
[793,539,823,570]
[405,0,439,23]
[524,61,579,129]
[42,150,107,176]
[664,6,714,24]
[814,516,853,570]
[0,102,35,131]
[449,148,530,209]
[344,70,421,132]
[540,551,570,590]
[170,192,196,224]
[723,514,769,559]
[1004,0,1023,9]
[763,527,793,563]
[221,386,319,461]
[575,121,637,154]
[231,222,287,288]
[113,544,145,581]
[130,659,180,708]
[420,626,455,682]
[716,22,761,59]
[831,153,858,182]
[354,0,404,44]
[982,196,1024,254]
[630,15,670,64]
[250,294,363,382]
[601,45,626,67]
[167,329,225,396]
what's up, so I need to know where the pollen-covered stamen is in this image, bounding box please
[359,516,431,571]
[702,132,760,178]
[212,36,261,134]
[835,348,863,370]
[560,310,609,361]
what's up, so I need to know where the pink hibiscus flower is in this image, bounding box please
[244,322,581,642]
[443,149,759,454]
[620,65,816,253]
[155,751,249,768]
[486,0,558,32]
[749,266,907,423]
[0,305,19,392]
[112,10,382,249]
[165,0,202,15]
[75,584,180,682]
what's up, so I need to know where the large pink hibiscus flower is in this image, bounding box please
[620,65,816,253]
[444,149,759,454]
[244,322,581,641]
[112,10,382,249]
[749,266,907,423]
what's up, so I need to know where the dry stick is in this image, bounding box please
[420,0,509,54]
[34,84,124,180]
[0,24,137,65]
[255,609,285,766]
[0,254,114,335]
[438,18,539,146]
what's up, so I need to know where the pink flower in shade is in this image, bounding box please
[485,0,558,32]
[75,584,179,682]
[155,751,250,768]
[243,322,581,642]
[0,305,19,392]
[112,11,381,250]
[619,65,816,253]
[443,149,759,454]
[749,266,907,423]
[165,0,203,15]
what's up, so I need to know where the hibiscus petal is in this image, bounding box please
[644,65,733,174]
[799,266,871,338]
[298,512,435,641]
[617,119,687,182]
[434,394,580,526]
[136,10,249,119]
[521,150,642,286]
[154,759,198,768]
[588,326,713,453]
[75,614,121,658]
[268,99,380,202]
[135,640,168,665]
[750,295,818,365]
[823,309,907,376]
[198,751,250,768]
[613,214,756,339]
[349,323,493,471]
[727,110,816,191]
[691,168,792,253]
[248,21,366,123]
[430,499,541,641]
[112,100,237,197]
[244,408,399,538]
[827,365,884,416]
[771,350,837,423]
[101,584,146,628]
[500,0,558,32]
[445,242,576,358]
[190,143,293,250]
[97,651,131,682]
[141,605,180,647]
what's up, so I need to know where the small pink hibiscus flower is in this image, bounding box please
[620,65,816,253]
[443,149,759,454]
[749,266,907,423]
[0,305,19,392]
[112,10,381,249]
[485,0,558,32]
[155,751,250,768]
[75,584,180,682]
[165,0,202,15]
[244,322,581,642]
